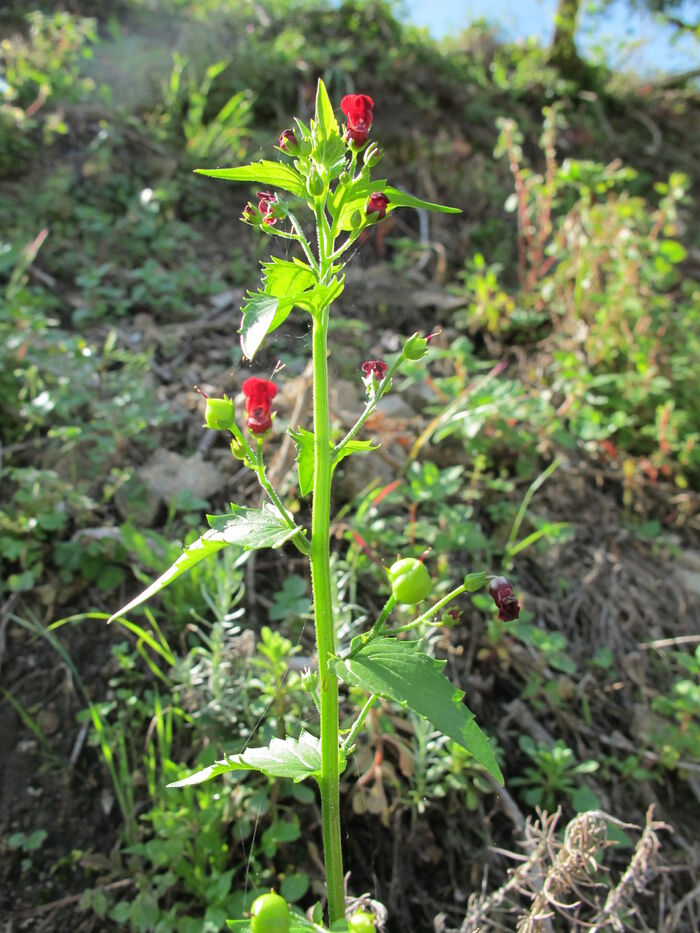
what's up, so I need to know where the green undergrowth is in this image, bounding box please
[1,2,699,930]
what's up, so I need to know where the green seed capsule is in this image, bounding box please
[250,891,290,933]
[348,910,377,932]
[306,170,325,198]
[204,397,236,431]
[388,557,432,605]
[402,332,429,361]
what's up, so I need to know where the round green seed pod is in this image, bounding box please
[388,557,432,605]
[204,397,236,431]
[348,910,377,932]
[250,891,290,933]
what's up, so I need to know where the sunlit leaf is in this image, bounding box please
[337,636,503,782]
[195,160,306,197]
[207,502,302,550]
[168,731,341,787]
[290,426,315,497]
[383,185,461,214]
[262,257,315,298]
[240,291,295,360]
[310,78,346,171]
[108,530,228,624]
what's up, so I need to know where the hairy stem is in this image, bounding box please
[310,302,344,923]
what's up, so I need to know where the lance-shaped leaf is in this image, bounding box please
[195,160,306,197]
[168,731,337,787]
[108,529,228,624]
[290,426,315,497]
[336,636,503,783]
[240,291,296,360]
[383,185,461,214]
[207,502,302,550]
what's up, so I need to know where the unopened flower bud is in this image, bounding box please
[339,171,351,185]
[488,576,520,622]
[365,191,389,221]
[349,209,364,231]
[363,142,383,167]
[279,128,298,153]
[204,397,236,431]
[230,436,247,461]
[306,170,325,198]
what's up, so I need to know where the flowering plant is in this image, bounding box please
[110,80,519,931]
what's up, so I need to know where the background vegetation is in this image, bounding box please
[1,1,698,930]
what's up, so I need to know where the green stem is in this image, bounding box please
[370,594,396,637]
[254,440,310,556]
[287,211,320,275]
[385,584,467,635]
[310,308,345,925]
[341,693,377,754]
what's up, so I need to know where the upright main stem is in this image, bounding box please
[310,308,345,924]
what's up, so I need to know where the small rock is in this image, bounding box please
[38,709,61,737]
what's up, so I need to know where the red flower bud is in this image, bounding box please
[242,377,278,436]
[488,576,520,622]
[279,128,298,152]
[361,359,388,381]
[340,93,374,146]
[365,192,389,221]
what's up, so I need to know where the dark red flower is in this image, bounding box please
[488,576,520,622]
[256,191,277,225]
[340,93,374,145]
[242,377,278,435]
[365,192,389,221]
[361,359,388,381]
[279,128,297,152]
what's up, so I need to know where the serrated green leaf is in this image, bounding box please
[240,291,295,360]
[311,78,346,169]
[108,530,227,624]
[290,426,315,497]
[334,438,379,470]
[383,185,461,215]
[306,276,344,313]
[195,161,306,197]
[290,427,373,498]
[337,637,503,782]
[262,257,315,298]
[207,503,302,550]
[168,731,331,787]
